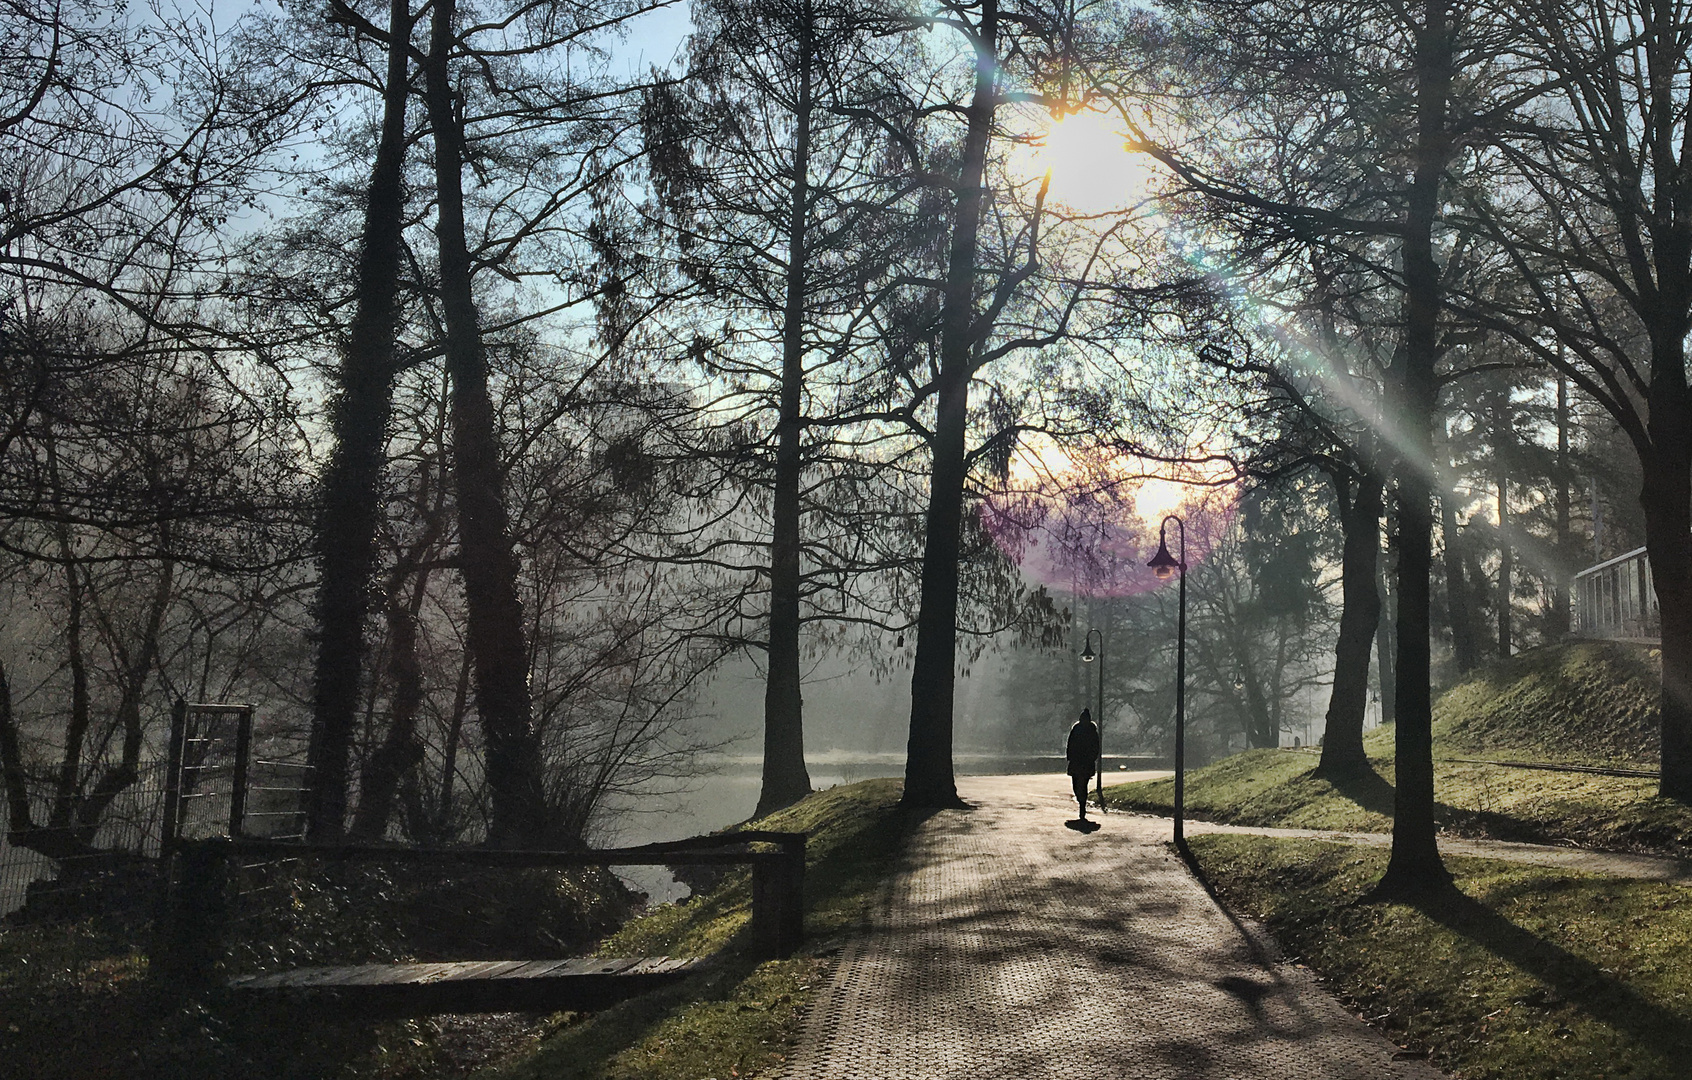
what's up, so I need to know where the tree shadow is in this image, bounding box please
[1321,766,1397,818]
[1412,886,1692,1062]
[1315,767,1552,844]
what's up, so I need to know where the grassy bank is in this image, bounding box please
[1188,834,1692,1080]
[1103,641,1692,854]
[498,777,913,1080]
[0,778,914,1080]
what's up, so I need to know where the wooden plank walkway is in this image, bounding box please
[227,956,701,1014]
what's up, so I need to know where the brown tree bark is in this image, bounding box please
[903,0,999,809]
[756,1,816,818]
[424,0,548,846]
[1370,0,1454,900]
[348,572,431,841]
[1375,535,1396,725]
[1551,373,1571,637]
[305,0,416,841]
[1317,470,1383,780]
[1642,391,1692,803]
[1438,434,1478,674]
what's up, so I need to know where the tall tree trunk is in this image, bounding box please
[1438,434,1477,674]
[1496,391,1513,656]
[305,0,415,841]
[432,652,472,842]
[1497,477,1512,656]
[1638,21,1692,800]
[1371,0,1453,900]
[904,0,999,809]
[1376,531,1397,725]
[425,0,547,845]
[349,572,431,840]
[1318,470,1383,779]
[1551,373,1571,636]
[0,659,31,848]
[756,3,816,818]
[47,517,89,842]
[1645,440,1692,802]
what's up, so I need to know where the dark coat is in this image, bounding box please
[1066,719,1101,778]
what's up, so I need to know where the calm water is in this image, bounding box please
[604,753,1164,903]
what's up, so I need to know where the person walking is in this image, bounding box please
[1066,708,1101,821]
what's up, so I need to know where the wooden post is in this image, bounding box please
[161,698,188,859]
[749,833,805,959]
[229,704,254,839]
[156,838,229,992]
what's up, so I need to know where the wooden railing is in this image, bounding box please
[157,830,805,989]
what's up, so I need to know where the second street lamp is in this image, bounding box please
[1080,627,1105,813]
[1147,514,1187,846]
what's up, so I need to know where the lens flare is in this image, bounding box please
[981,481,1239,599]
[1023,110,1158,214]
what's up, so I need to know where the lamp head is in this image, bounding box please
[1081,642,1096,663]
[1147,534,1180,579]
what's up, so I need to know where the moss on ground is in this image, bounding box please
[1103,641,1692,854]
[1188,834,1692,1080]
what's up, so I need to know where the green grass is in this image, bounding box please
[490,777,915,1080]
[1435,640,1659,767]
[1103,641,1692,854]
[1187,834,1692,1080]
[601,778,909,959]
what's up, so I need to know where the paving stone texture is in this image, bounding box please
[781,774,1448,1080]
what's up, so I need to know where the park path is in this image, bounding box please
[778,774,1448,1080]
[1178,817,1692,883]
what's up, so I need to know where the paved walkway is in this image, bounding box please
[1180,819,1692,882]
[780,774,1447,1080]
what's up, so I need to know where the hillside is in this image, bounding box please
[1103,640,1692,854]
[1433,640,1658,767]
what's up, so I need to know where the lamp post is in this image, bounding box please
[1147,514,1186,845]
[1080,627,1105,813]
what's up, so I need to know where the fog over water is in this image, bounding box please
[605,651,1164,902]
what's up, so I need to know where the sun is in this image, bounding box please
[1026,110,1158,214]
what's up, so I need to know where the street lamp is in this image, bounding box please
[1147,514,1186,845]
[1080,627,1105,812]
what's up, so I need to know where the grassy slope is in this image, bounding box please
[1191,834,1692,1080]
[1103,641,1692,853]
[491,777,913,1080]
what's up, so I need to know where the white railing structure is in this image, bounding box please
[1574,545,1658,640]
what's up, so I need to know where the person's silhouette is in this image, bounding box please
[1065,708,1101,821]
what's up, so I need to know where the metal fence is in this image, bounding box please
[1,703,310,923]
[0,762,170,920]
